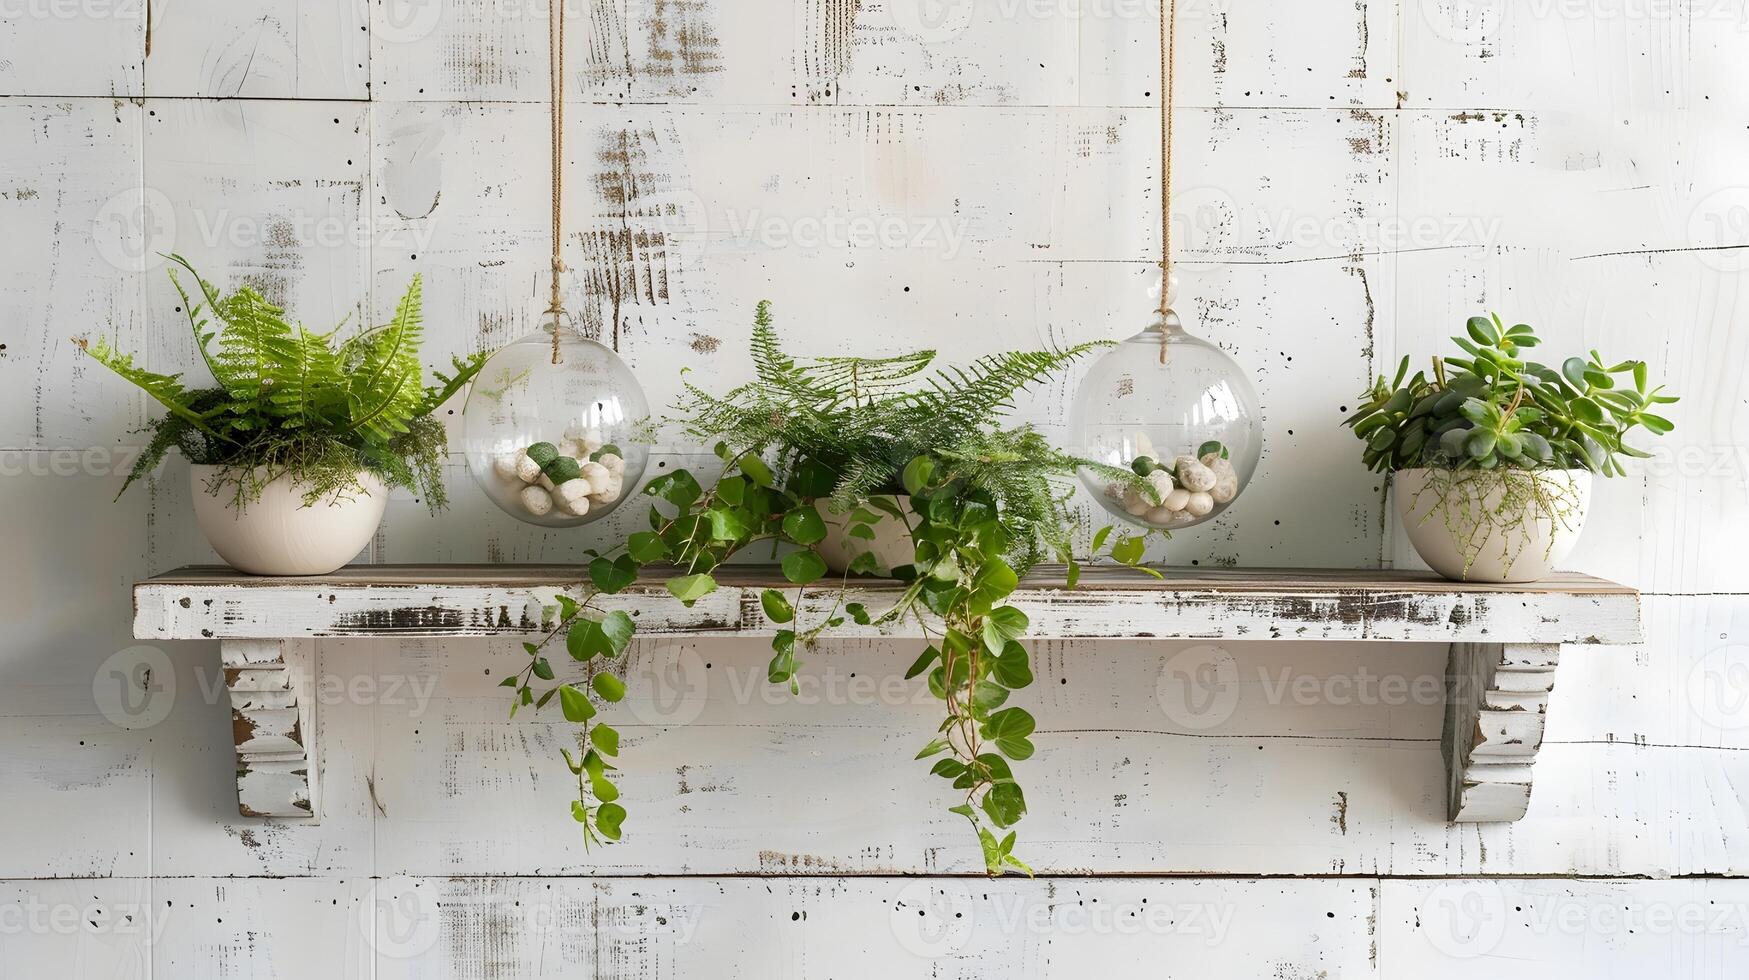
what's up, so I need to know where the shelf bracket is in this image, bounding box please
[1444,641,1559,822]
[222,639,320,820]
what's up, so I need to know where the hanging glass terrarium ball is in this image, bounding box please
[462,321,650,528]
[1072,292,1262,531]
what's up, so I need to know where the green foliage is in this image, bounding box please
[1345,314,1677,476]
[79,255,485,508]
[673,299,1130,566]
[504,304,1158,873]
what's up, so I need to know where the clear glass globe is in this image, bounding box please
[1072,308,1262,530]
[461,325,650,528]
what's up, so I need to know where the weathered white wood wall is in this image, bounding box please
[3,1,1748,976]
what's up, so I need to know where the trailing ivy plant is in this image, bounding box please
[1343,314,1678,575]
[501,302,1157,874]
[79,254,486,508]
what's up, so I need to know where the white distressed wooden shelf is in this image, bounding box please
[134,564,1641,823]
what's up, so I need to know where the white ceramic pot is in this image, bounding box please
[1394,468,1592,583]
[815,495,916,576]
[190,464,388,576]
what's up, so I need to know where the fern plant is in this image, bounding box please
[503,303,1157,874]
[80,255,486,509]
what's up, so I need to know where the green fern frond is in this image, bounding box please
[77,336,226,439]
[748,300,792,383]
[209,285,302,408]
[165,254,227,386]
[671,304,1113,574]
[805,350,938,392]
[345,275,426,443]
[417,352,489,418]
[265,326,345,429]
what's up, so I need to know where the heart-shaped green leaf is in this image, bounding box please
[761,588,795,624]
[558,684,595,723]
[592,672,626,702]
[782,505,827,545]
[981,606,1029,655]
[594,802,627,840]
[666,573,718,603]
[781,549,827,586]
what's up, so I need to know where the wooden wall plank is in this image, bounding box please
[145,0,370,99]
[1,100,146,452]
[1379,877,1749,978]
[0,4,143,96]
[5,0,1749,975]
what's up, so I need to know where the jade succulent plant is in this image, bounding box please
[1344,314,1677,475]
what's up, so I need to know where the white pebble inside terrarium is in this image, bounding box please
[490,433,629,520]
[1104,434,1243,530]
[1072,293,1262,532]
[462,327,649,528]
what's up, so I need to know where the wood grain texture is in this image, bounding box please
[223,638,319,819]
[1444,642,1560,821]
[133,563,1643,644]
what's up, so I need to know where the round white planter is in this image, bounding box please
[1394,467,1592,583]
[815,495,916,576]
[190,465,388,576]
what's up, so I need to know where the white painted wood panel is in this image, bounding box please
[73,633,1715,880]
[1,100,146,451]
[6,875,1747,978]
[1080,0,1402,109]
[4,0,1749,975]
[1400,2,1749,111]
[365,875,1381,979]
[131,565,1642,644]
[1379,877,1749,978]
[0,2,143,96]
[145,0,370,99]
[140,98,373,339]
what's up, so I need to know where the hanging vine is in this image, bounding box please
[500,304,1160,873]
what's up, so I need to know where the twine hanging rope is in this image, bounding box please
[1156,0,1179,362]
[547,0,568,365]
